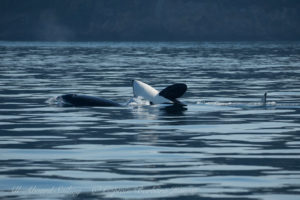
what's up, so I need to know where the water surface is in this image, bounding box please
[0,41,300,200]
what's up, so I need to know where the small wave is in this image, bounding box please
[197,101,277,108]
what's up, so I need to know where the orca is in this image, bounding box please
[55,80,187,107]
[132,80,187,105]
[57,94,121,107]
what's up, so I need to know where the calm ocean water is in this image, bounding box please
[0,41,300,200]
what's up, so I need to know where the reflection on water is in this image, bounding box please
[0,41,300,200]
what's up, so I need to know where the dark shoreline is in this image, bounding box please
[1,0,300,42]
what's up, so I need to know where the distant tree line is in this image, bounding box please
[0,0,299,41]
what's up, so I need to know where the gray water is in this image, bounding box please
[0,41,300,200]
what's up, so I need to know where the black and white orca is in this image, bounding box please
[56,80,187,107]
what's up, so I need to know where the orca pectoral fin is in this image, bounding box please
[159,83,187,101]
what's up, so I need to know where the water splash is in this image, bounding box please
[125,96,150,106]
[46,96,70,106]
[46,96,60,105]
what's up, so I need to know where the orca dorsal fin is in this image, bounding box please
[261,92,267,105]
[159,83,187,101]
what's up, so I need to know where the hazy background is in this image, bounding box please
[1,0,300,41]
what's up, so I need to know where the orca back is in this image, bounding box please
[60,94,121,107]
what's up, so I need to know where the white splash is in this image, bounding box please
[125,96,150,106]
